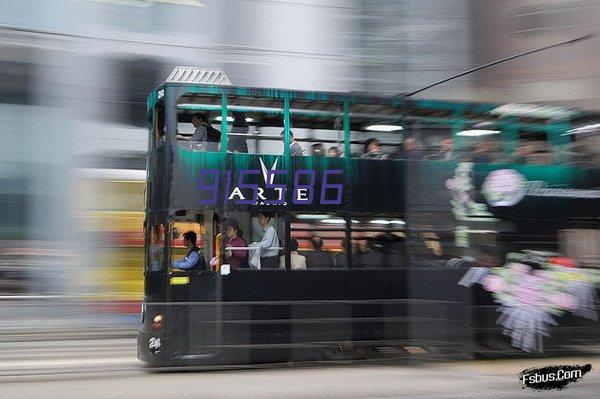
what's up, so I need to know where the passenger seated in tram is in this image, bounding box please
[361,138,388,160]
[357,238,385,268]
[223,218,248,270]
[228,111,249,153]
[279,238,307,270]
[281,130,305,156]
[172,231,207,270]
[305,235,333,269]
[333,239,348,268]
[328,146,340,158]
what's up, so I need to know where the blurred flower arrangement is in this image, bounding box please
[459,251,600,352]
[445,162,492,220]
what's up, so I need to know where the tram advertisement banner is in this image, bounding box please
[171,147,405,214]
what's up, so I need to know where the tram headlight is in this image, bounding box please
[151,314,164,331]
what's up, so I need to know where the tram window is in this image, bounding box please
[226,96,284,155]
[350,217,406,269]
[153,102,165,147]
[147,224,166,272]
[289,99,345,158]
[290,214,346,269]
[402,124,452,161]
[513,131,550,165]
[349,102,402,160]
[408,211,461,267]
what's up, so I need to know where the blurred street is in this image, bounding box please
[1,355,599,398]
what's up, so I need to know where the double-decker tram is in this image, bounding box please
[138,67,600,367]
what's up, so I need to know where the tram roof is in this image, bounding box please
[148,67,596,126]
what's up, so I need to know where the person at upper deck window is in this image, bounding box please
[228,111,249,153]
[190,113,221,145]
[305,235,333,269]
[361,138,388,160]
[312,143,325,156]
[224,218,248,270]
[172,231,206,270]
[281,130,305,156]
[191,113,208,142]
[435,138,455,161]
[254,212,280,269]
[403,138,425,160]
[328,146,340,158]
[279,238,307,270]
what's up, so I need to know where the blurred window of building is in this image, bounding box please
[0,47,36,105]
[112,56,170,127]
[508,2,598,35]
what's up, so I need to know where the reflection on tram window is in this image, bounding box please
[290,214,345,269]
[147,224,165,272]
[567,122,600,167]
[350,217,406,269]
[511,131,550,165]
[560,228,600,268]
[408,223,459,267]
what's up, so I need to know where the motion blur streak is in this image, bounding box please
[0,0,599,383]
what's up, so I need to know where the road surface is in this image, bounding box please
[0,339,598,398]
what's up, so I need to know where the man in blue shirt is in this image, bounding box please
[172,231,206,270]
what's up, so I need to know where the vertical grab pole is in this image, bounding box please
[283,94,292,270]
[220,93,228,153]
[343,100,351,158]
[343,99,352,267]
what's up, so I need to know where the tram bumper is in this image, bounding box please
[137,330,173,367]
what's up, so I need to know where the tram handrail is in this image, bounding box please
[225,246,284,251]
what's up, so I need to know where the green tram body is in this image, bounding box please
[138,79,600,367]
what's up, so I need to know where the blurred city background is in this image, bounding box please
[0,0,599,391]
